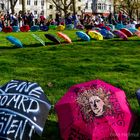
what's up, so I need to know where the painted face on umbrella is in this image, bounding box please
[76,87,111,122]
[89,95,105,117]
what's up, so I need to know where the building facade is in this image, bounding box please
[14,0,47,17]
[0,0,85,19]
[85,0,114,16]
[0,0,8,12]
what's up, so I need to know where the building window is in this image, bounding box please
[109,5,111,11]
[41,10,44,15]
[34,11,37,14]
[49,14,53,19]
[0,4,4,10]
[98,3,101,10]
[41,0,44,6]
[49,5,53,9]
[85,3,88,9]
[27,0,30,5]
[19,0,22,5]
[34,0,37,5]
[91,3,93,9]
[101,4,104,10]
[78,6,81,11]
[104,4,107,10]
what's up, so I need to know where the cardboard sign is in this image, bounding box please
[0,80,51,140]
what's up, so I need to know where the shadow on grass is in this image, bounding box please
[23,42,60,48]
[0,46,22,49]
[129,116,140,140]
[0,42,58,49]
[72,39,90,43]
[111,39,140,42]
[0,44,44,49]
[31,120,61,140]
[0,39,93,49]
[41,120,61,140]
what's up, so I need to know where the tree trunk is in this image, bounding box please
[72,0,76,16]
[64,9,68,24]
[136,9,139,22]
[9,0,15,14]
[128,9,133,19]
[9,0,18,14]
[22,0,26,14]
[11,6,15,14]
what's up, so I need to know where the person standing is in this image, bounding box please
[72,12,79,28]
[34,13,38,25]
[118,11,122,24]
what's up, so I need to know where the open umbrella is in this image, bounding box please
[40,25,49,31]
[135,30,140,37]
[87,30,103,40]
[113,30,128,40]
[136,89,140,102]
[32,34,45,46]
[0,80,51,140]
[6,36,23,48]
[20,25,30,32]
[3,26,13,33]
[115,23,124,30]
[76,24,84,30]
[57,25,65,31]
[30,25,40,32]
[76,31,90,41]
[120,28,133,37]
[57,32,72,43]
[105,31,114,39]
[55,79,135,140]
[49,25,57,30]
[45,34,60,44]
[99,29,108,38]
[66,24,74,30]
[12,26,19,32]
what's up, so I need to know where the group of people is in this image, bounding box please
[0,11,46,28]
[0,11,138,29]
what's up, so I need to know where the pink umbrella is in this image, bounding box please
[55,79,135,140]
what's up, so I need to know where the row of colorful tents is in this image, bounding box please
[1,79,140,140]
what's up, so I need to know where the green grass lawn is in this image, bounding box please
[0,30,140,139]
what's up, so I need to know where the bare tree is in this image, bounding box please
[116,0,140,19]
[9,0,18,14]
[50,0,74,19]
[0,0,10,12]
